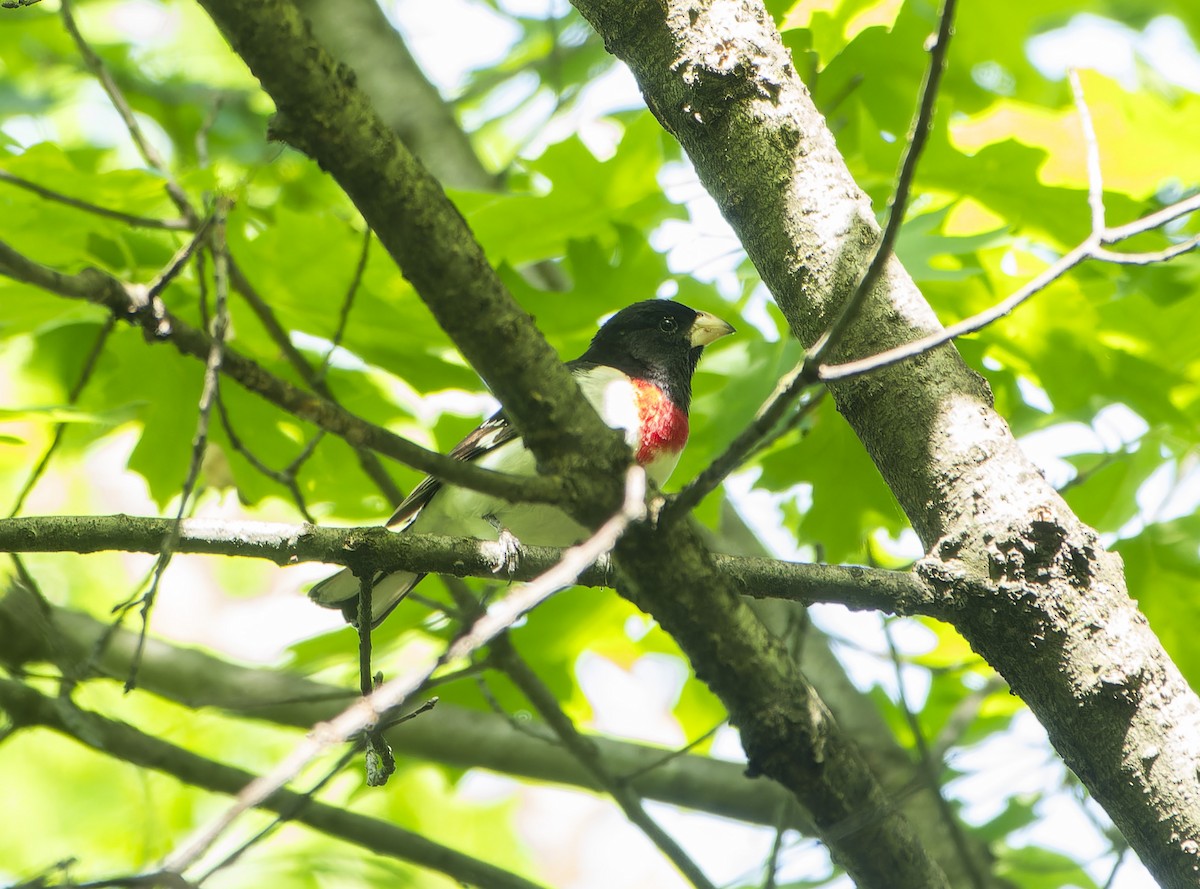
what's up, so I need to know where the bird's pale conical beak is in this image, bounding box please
[688,311,736,347]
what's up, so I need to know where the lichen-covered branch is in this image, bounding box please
[567,1,1200,885]
[0,513,940,617]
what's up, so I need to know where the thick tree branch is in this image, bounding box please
[292,0,500,192]
[567,1,1200,885]
[0,239,563,507]
[0,678,548,889]
[196,0,628,499]
[0,514,940,617]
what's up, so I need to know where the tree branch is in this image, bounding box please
[0,238,563,507]
[0,678,548,889]
[0,583,812,831]
[0,514,941,617]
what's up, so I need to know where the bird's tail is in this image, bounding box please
[308,567,426,628]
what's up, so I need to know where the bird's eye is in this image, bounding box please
[659,317,678,333]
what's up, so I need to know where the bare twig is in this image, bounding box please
[160,466,647,874]
[192,745,358,885]
[494,637,717,889]
[316,228,371,384]
[762,804,788,889]
[1092,236,1200,265]
[59,0,197,225]
[1070,69,1106,235]
[805,0,958,368]
[7,318,115,518]
[124,200,231,691]
[145,216,215,299]
[667,386,824,519]
[883,619,986,889]
[619,723,722,783]
[0,171,191,230]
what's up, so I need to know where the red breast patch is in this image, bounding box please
[632,379,689,464]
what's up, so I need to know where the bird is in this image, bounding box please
[309,299,734,627]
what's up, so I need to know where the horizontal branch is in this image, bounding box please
[0,584,811,831]
[0,514,941,617]
[0,239,563,507]
[0,677,548,889]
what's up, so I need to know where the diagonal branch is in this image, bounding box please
[0,678,548,889]
[0,584,812,831]
[161,466,649,873]
[0,239,563,507]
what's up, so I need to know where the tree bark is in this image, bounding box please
[567,1,1200,886]
[192,1,950,884]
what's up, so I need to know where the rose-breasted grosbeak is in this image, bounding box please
[309,299,734,626]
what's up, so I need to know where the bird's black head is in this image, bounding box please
[576,300,734,412]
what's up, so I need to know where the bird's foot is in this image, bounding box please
[485,514,521,576]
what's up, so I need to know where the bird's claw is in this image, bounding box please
[485,515,521,576]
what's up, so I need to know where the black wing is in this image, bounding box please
[384,410,520,530]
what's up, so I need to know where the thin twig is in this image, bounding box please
[619,723,722,783]
[160,465,647,874]
[493,636,718,889]
[145,216,215,298]
[1104,193,1200,241]
[1069,69,1105,235]
[761,800,789,889]
[316,227,371,384]
[59,0,197,225]
[125,200,231,691]
[883,619,986,889]
[0,171,191,230]
[7,318,115,518]
[193,745,358,885]
[667,386,824,519]
[1092,236,1200,265]
[805,0,958,368]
